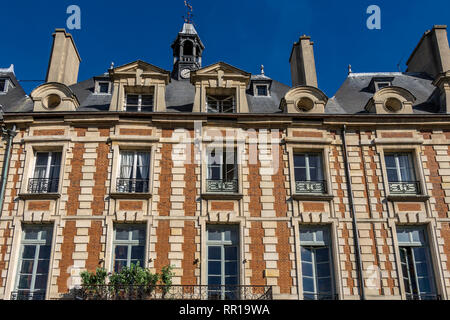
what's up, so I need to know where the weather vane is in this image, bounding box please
[183,0,194,24]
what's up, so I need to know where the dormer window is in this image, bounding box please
[375,81,391,91]
[95,81,111,94]
[125,94,154,112]
[0,79,8,93]
[207,95,235,113]
[256,85,268,96]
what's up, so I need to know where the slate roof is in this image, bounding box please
[0,66,33,115]
[327,72,440,114]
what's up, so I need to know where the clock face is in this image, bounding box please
[180,68,191,79]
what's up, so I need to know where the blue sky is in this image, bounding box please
[2,0,449,96]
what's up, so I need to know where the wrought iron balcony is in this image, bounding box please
[206,179,239,193]
[73,284,272,300]
[388,181,420,195]
[28,178,59,194]
[295,180,327,194]
[117,179,149,193]
[11,290,46,300]
[406,293,441,300]
[303,292,338,300]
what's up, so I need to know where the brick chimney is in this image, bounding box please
[289,35,318,87]
[45,29,81,86]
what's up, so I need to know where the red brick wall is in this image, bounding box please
[181,221,196,285]
[249,221,265,286]
[57,221,76,293]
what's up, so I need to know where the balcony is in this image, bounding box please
[11,290,46,300]
[28,178,59,194]
[388,181,420,195]
[73,284,272,300]
[295,180,326,194]
[206,179,238,193]
[117,179,149,193]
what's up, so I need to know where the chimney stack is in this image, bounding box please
[289,35,318,87]
[45,29,81,86]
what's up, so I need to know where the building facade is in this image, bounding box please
[0,23,449,300]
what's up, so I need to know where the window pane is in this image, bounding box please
[20,260,34,274]
[225,262,237,276]
[24,230,39,240]
[38,246,51,259]
[300,230,314,243]
[384,155,396,168]
[22,246,36,259]
[36,260,50,274]
[257,86,267,96]
[301,247,313,261]
[18,275,33,289]
[294,154,306,167]
[131,246,144,260]
[225,276,238,285]
[302,277,314,293]
[0,80,5,92]
[387,168,399,182]
[315,248,330,263]
[302,262,313,277]
[131,228,145,241]
[317,262,331,278]
[115,246,128,259]
[99,82,109,93]
[208,246,221,260]
[225,247,237,260]
[397,229,410,244]
[115,228,129,241]
[208,276,221,285]
[114,260,127,272]
[208,261,221,275]
[208,229,222,241]
[295,168,307,181]
[318,278,332,293]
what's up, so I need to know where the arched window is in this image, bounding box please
[184,41,193,56]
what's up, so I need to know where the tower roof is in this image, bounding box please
[180,23,198,35]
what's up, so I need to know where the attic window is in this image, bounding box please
[126,94,154,112]
[0,79,7,93]
[375,81,391,91]
[207,95,235,113]
[256,85,268,96]
[95,81,111,94]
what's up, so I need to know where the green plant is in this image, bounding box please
[80,267,108,286]
[159,265,175,297]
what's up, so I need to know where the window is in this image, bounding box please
[385,153,419,194]
[126,94,153,112]
[207,225,239,300]
[293,153,325,194]
[113,224,146,272]
[117,151,150,193]
[13,225,53,300]
[0,79,6,93]
[375,81,391,91]
[207,95,235,113]
[207,148,238,193]
[96,81,110,94]
[29,152,62,193]
[397,227,437,300]
[256,85,268,96]
[299,226,334,300]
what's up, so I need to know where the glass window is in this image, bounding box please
[299,226,334,300]
[113,224,146,272]
[397,226,436,300]
[256,85,268,96]
[15,225,53,300]
[207,95,235,113]
[126,94,153,112]
[206,225,239,300]
[29,152,61,193]
[206,148,238,193]
[98,82,110,94]
[294,153,325,194]
[385,153,415,183]
[117,151,150,193]
[0,79,6,92]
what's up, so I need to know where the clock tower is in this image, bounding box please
[171,23,205,80]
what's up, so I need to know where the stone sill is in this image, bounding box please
[18,193,61,200]
[109,193,153,200]
[387,194,430,202]
[292,194,334,201]
[201,193,243,200]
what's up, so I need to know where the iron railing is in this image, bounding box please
[303,292,338,300]
[116,179,149,193]
[206,179,239,193]
[295,180,327,194]
[11,290,46,300]
[28,178,59,193]
[389,181,420,195]
[406,293,441,300]
[73,284,272,300]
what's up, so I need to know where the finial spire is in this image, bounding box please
[110,62,114,70]
[348,64,352,75]
[261,65,265,75]
[183,1,194,24]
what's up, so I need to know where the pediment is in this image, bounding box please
[193,62,251,78]
[112,60,169,75]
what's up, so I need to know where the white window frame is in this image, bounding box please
[125,94,154,112]
[206,95,236,113]
[112,224,146,272]
[0,78,9,94]
[385,153,416,183]
[375,81,391,91]
[117,151,151,193]
[30,151,62,193]
[254,83,270,97]
[95,81,111,95]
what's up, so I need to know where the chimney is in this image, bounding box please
[406,25,450,78]
[289,35,318,87]
[45,29,81,86]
